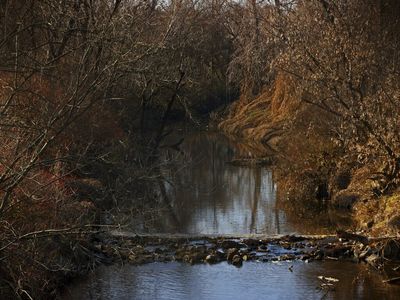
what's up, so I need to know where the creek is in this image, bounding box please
[62,130,400,299]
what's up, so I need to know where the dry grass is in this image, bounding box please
[0,168,99,299]
[219,73,300,148]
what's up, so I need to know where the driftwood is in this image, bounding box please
[383,277,400,284]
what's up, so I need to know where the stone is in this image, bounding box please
[242,239,260,249]
[183,254,193,264]
[257,245,269,252]
[300,254,311,261]
[205,254,218,264]
[132,245,146,254]
[215,250,226,260]
[313,250,324,260]
[154,247,165,254]
[232,255,243,267]
[239,248,249,255]
[227,248,238,261]
[128,254,137,262]
[221,240,241,249]
[279,254,296,261]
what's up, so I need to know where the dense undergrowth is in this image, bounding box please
[0,0,235,298]
[1,0,400,298]
[219,0,400,237]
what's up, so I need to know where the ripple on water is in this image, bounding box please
[62,261,400,300]
[63,132,385,300]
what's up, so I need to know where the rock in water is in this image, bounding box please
[205,254,218,264]
[227,248,238,261]
[220,240,241,249]
[232,255,243,267]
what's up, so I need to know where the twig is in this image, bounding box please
[383,277,400,284]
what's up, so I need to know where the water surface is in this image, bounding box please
[135,131,342,235]
[63,131,399,300]
[64,261,400,300]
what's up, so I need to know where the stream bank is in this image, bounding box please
[60,130,400,299]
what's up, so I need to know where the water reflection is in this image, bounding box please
[61,131,395,300]
[145,132,290,235]
[139,131,343,235]
[63,261,400,300]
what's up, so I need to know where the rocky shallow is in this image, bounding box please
[86,232,400,281]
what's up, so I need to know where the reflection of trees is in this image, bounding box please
[66,257,400,300]
[250,168,261,233]
[150,131,290,234]
[121,130,352,235]
[276,193,354,234]
[295,261,396,300]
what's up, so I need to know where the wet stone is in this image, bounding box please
[278,254,296,261]
[215,250,226,260]
[205,254,219,264]
[220,240,241,249]
[257,245,269,252]
[227,248,239,261]
[300,254,311,261]
[154,247,166,254]
[257,256,269,262]
[242,239,261,249]
[313,250,324,260]
[183,252,207,265]
[232,255,243,267]
[239,248,249,255]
